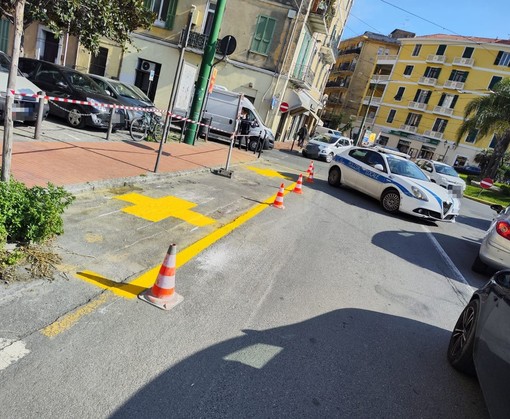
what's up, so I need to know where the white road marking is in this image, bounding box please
[0,338,30,371]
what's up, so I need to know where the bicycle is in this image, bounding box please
[129,111,164,142]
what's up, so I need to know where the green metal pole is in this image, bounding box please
[183,0,227,145]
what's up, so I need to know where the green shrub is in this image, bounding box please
[0,180,75,244]
[499,184,510,197]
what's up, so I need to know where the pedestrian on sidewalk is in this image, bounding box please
[296,124,309,148]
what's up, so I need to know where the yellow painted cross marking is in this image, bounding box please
[115,193,215,226]
[245,166,291,179]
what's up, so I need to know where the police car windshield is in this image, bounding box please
[387,156,429,181]
[313,134,338,144]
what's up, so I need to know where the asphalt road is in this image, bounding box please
[0,148,494,418]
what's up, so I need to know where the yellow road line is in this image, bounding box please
[44,182,296,338]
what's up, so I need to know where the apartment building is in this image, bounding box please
[12,0,353,142]
[323,29,414,132]
[368,34,510,166]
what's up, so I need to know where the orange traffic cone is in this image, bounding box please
[306,160,314,174]
[293,174,304,194]
[306,165,314,183]
[272,183,285,209]
[139,243,184,310]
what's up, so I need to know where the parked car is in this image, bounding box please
[88,74,155,128]
[447,269,510,418]
[472,204,510,273]
[416,159,466,197]
[18,58,125,129]
[0,52,49,123]
[454,164,481,176]
[328,146,460,222]
[302,134,353,162]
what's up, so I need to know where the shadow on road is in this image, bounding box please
[110,309,487,418]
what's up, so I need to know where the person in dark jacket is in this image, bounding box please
[296,124,309,148]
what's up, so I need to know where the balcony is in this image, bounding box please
[424,130,444,140]
[426,54,446,64]
[433,106,454,116]
[320,45,336,64]
[408,101,427,111]
[338,47,361,56]
[363,96,382,105]
[309,0,332,35]
[291,64,316,89]
[371,74,390,84]
[443,80,465,91]
[325,80,349,89]
[376,55,398,64]
[333,63,356,73]
[418,76,438,87]
[453,57,474,67]
[400,124,418,133]
[184,30,222,53]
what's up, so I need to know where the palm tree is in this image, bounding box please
[457,78,510,179]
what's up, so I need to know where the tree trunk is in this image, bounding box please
[483,131,510,180]
[1,0,25,182]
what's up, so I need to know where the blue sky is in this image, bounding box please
[342,0,510,40]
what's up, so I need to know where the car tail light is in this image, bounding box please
[495,220,510,240]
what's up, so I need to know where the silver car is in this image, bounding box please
[472,204,510,273]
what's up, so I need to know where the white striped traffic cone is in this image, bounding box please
[272,183,285,209]
[293,174,304,194]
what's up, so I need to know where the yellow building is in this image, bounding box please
[370,34,510,166]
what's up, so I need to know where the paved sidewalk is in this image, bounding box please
[0,119,295,191]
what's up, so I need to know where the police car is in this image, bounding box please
[328,146,460,222]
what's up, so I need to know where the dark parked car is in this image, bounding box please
[453,164,481,176]
[447,269,510,418]
[18,58,125,129]
[0,52,49,123]
[88,74,155,128]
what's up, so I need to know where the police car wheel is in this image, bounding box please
[328,166,341,187]
[381,189,400,212]
[301,150,308,157]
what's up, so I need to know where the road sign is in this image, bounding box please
[149,70,155,81]
[280,102,289,113]
[480,178,493,189]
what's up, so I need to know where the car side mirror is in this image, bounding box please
[491,204,504,214]
[374,164,384,171]
[492,270,510,288]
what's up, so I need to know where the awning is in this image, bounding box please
[284,89,323,114]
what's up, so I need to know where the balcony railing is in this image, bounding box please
[452,57,474,67]
[400,124,418,133]
[338,47,361,56]
[433,106,454,116]
[363,96,382,105]
[408,101,427,111]
[309,0,333,34]
[418,77,438,86]
[426,54,446,64]
[371,74,390,84]
[184,30,222,53]
[376,55,398,63]
[443,80,465,90]
[424,130,444,139]
[325,80,349,88]
[291,64,316,88]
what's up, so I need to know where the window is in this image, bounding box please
[377,135,389,146]
[432,118,448,133]
[89,47,108,76]
[394,86,405,101]
[405,113,422,127]
[465,129,478,143]
[146,0,177,29]
[436,44,446,55]
[0,19,9,53]
[203,2,216,36]
[251,15,276,55]
[449,70,468,82]
[404,65,413,76]
[412,44,421,56]
[387,109,396,123]
[489,76,502,90]
[494,51,510,67]
[463,47,474,58]
[413,89,431,104]
[424,66,441,79]
[489,135,497,149]
[438,93,458,108]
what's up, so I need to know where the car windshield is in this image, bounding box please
[64,71,103,94]
[128,84,151,102]
[0,53,10,73]
[110,80,148,101]
[387,156,429,180]
[312,135,339,144]
[434,163,459,177]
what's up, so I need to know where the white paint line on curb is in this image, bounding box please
[0,338,30,371]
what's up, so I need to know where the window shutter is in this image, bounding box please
[165,0,178,30]
[262,17,276,54]
[438,93,445,107]
[495,51,503,65]
[425,91,431,104]
[252,16,267,53]
[451,95,458,109]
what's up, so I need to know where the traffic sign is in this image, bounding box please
[480,178,493,189]
[280,102,289,113]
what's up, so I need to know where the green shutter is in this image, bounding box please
[0,19,10,53]
[165,0,178,30]
[251,15,276,55]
